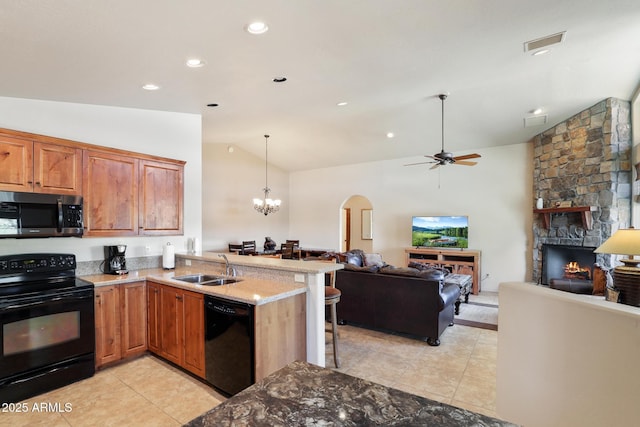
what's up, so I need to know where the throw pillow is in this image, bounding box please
[364,253,385,267]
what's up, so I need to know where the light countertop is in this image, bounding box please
[178,252,344,274]
[80,267,306,306]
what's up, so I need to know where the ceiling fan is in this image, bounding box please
[405,94,481,169]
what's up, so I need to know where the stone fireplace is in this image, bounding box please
[532,98,632,283]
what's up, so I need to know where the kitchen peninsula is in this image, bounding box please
[176,251,344,367]
[83,252,342,369]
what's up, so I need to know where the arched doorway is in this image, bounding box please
[341,195,373,252]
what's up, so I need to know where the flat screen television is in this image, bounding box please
[412,216,469,248]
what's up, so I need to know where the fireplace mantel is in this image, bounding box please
[533,206,597,230]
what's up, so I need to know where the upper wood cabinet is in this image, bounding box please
[0,136,82,195]
[139,159,184,235]
[0,127,185,237]
[83,150,139,237]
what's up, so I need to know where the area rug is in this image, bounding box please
[454,301,499,331]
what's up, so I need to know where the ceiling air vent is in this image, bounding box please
[524,115,548,128]
[524,31,566,52]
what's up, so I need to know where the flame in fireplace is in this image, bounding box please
[564,261,591,280]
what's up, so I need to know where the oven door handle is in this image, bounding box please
[1,292,93,311]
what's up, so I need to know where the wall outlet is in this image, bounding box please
[145,245,151,253]
[185,259,191,266]
[294,274,305,283]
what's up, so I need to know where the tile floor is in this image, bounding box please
[2,292,502,426]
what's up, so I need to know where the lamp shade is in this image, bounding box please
[594,228,640,256]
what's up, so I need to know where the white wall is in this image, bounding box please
[0,96,202,262]
[497,282,640,426]
[289,143,533,292]
[202,144,289,252]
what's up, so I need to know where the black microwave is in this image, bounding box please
[0,191,83,238]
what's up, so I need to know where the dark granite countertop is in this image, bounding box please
[185,360,517,427]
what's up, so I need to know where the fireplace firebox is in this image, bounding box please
[541,244,597,291]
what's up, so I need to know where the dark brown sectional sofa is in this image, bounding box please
[334,263,460,346]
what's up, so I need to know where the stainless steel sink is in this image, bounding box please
[173,274,241,286]
[199,278,242,286]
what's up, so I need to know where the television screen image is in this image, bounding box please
[412,216,469,248]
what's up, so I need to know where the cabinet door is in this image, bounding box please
[147,282,161,354]
[0,136,33,192]
[139,160,184,235]
[33,142,82,195]
[120,281,147,359]
[95,286,122,368]
[159,285,183,366]
[83,150,139,236]
[182,290,204,378]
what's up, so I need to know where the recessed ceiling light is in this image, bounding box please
[142,83,160,91]
[246,21,268,34]
[386,132,395,139]
[272,77,287,83]
[186,58,205,68]
[337,101,348,107]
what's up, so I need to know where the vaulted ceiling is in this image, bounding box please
[1,0,639,171]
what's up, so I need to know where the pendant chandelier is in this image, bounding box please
[253,134,281,216]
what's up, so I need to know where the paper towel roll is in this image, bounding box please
[193,237,200,254]
[162,242,175,269]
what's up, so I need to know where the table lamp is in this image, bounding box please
[594,228,640,306]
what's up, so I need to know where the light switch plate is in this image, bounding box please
[294,274,305,283]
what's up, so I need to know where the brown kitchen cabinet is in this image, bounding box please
[83,150,139,236]
[83,152,185,237]
[139,159,184,235]
[94,285,121,367]
[94,281,147,368]
[0,135,82,194]
[146,281,205,378]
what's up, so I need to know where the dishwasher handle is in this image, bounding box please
[205,299,251,317]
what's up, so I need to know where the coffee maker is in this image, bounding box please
[104,245,128,275]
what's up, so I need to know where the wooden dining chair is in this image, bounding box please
[241,240,256,255]
[228,243,243,253]
[280,242,296,259]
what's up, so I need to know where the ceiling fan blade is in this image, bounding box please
[453,153,481,161]
[404,161,435,166]
[430,163,441,170]
[454,160,478,166]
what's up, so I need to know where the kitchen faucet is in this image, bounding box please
[218,254,236,277]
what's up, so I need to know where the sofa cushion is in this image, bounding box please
[378,265,422,277]
[408,261,450,277]
[419,269,446,281]
[364,253,385,267]
[343,263,379,273]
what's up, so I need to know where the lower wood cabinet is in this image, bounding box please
[95,281,147,368]
[147,281,205,378]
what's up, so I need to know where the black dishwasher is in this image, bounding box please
[204,295,254,396]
